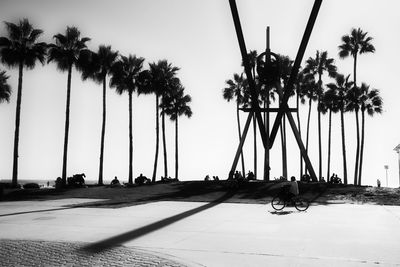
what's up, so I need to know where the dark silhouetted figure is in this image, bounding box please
[67,173,85,187]
[247,171,255,180]
[135,174,150,185]
[110,176,120,187]
[204,175,210,181]
[377,179,381,188]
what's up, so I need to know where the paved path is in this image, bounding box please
[1,198,400,266]
[0,239,186,267]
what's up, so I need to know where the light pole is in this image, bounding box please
[384,165,389,187]
[394,144,400,188]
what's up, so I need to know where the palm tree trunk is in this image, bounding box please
[353,54,357,87]
[296,94,303,179]
[128,91,133,184]
[280,117,287,179]
[354,110,360,185]
[11,62,24,187]
[318,98,322,181]
[98,75,107,185]
[305,98,312,175]
[327,109,332,182]
[358,110,365,186]
[162,106,168,178]
[175,113,179,180]
[253,113,257,179]
[264,100,270,181]
[61,64,73,186]
[152,95,160,182]
[340,109,348,184]
[236,102,245,177]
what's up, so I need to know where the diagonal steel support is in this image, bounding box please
[269,0,322,148]
[228,0,268,149]
[229,111,254,176]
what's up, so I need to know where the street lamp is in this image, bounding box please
[393,144,400,187]
[384,165,389,187]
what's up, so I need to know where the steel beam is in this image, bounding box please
[228,0,267,149]
[240,107,298,112]
[269,0,322,147]
[229,112,253,176]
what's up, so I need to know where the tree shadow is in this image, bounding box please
[81,190,236,253]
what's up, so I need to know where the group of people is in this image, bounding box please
[227,170,256,181]
[204,175,220,181]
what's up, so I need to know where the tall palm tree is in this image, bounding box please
[159,64,180,179]
[358,83,383,185]
[80,45,118,185]
[345,85,362,185]
[110,54,144,184]
[320,89,339,182]
[163,84,192,180]
[0,19,47,187]
[302,74,318,176]
[223,73,247,177]
[243,50,258,179]
[277,54,294,179]
[0,70,11,103]
[294,70,307,178]
[137,60,179,181]
[339,27,375,185]
[259,76,275,181]
[48,26,90,186]
[326,74,353,184]
[303,50,337,180]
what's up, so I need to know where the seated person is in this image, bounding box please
[135,173,150,185]
[247,171,255,180]
[110,176,121,187]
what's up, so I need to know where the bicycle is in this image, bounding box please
[271,186,310,211]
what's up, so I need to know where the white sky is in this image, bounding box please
[0,0,399,186]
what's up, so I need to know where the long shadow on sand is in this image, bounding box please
[81,190,236,253]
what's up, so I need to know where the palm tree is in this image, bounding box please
[320,89,339,182]
[110,54,144,184]
[277,54,294,179]
[0,70,11,103]
[302,74,318,176]
[358,83,383,185]
[345,85,362,185]
[80,45,118,185]
[223,73,247,177]
[303,50,337,180]
[0,19,47,187]
[137,60,179,181]
[259,76,275,181]
[159,64,180,180]
[48,26,90,186]
[163,83,192,180]
[326,74,353,184]
[294,70,307,178]
[339,27,375,185]
[243,50,258,179]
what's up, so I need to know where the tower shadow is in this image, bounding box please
[82,190,236,253]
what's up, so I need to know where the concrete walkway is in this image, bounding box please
[1,198,400,266]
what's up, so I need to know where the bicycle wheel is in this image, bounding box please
[294,197,309,211]
[271,196,285,210]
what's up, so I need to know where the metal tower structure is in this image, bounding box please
[227,0,322,181]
